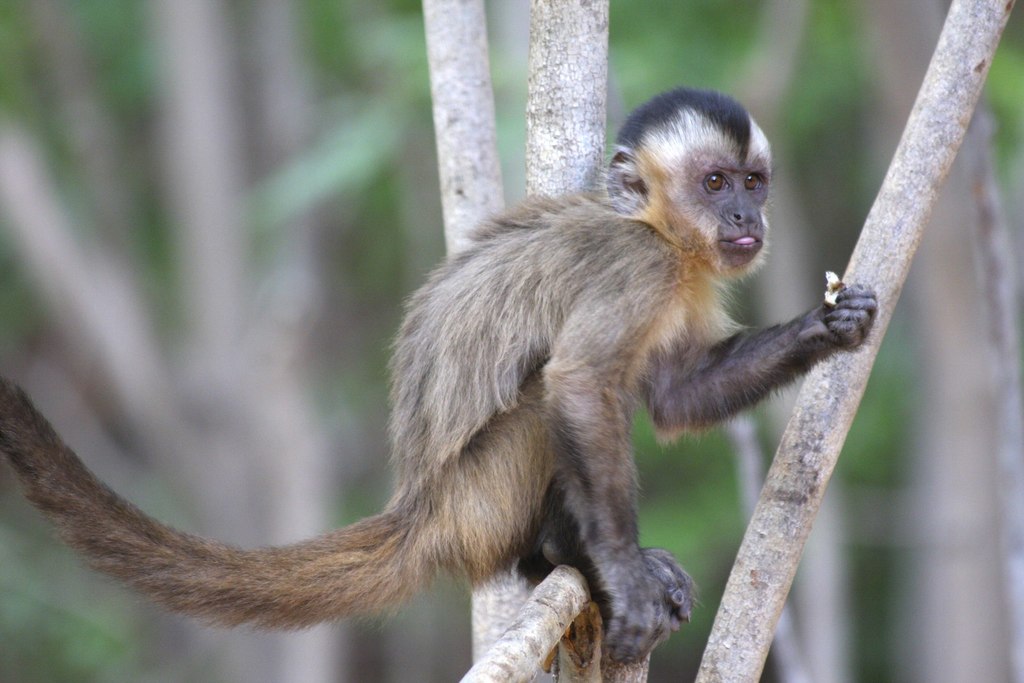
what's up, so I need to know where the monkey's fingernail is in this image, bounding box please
[671,589,686,605]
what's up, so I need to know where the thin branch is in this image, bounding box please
[462,566,590,683]
[696,1,1014,680]
[966,108,1024,683]
[28,0,137,244]
[422,0,504,255]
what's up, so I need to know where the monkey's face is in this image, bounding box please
[655,149,771,276]
[606,108,773,277]
[693,164,770,272]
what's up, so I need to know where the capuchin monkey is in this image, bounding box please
[0,87,876,663]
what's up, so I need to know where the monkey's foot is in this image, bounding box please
[641,546,694,630]
[601,548,694,663]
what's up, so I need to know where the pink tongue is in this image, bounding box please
[733,236,756,246]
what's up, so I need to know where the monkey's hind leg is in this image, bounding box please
[428,377,556,582]
[519,482,694,658]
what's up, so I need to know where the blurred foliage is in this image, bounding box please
[0,1,1021,682]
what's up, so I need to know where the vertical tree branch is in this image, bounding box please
[424,0,615,674]
[866,3,1006,678]
[423,0,504,256]
[149,4,300,681]
[243,3,342,682]
[696,0,1014,680]
[525,0,608,197]
[422,0,516,663]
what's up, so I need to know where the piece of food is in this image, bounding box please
[824,270,845,307]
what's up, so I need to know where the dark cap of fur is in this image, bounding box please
[615,87,753,160]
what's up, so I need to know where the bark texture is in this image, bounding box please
[525,0,609,197]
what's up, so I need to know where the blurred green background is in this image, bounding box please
[0,1,1022,681]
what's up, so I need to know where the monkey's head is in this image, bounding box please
[607,88,772,276]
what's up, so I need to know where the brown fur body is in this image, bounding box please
[0,191,717,624]
[388,193,731,581]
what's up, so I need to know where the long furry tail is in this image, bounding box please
[0,379,432,629]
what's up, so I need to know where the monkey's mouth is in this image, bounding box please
[719,236,763,266]
[719,236,762,251]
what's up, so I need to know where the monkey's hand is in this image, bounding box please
[603,548,693,663]
[797,284,878,352]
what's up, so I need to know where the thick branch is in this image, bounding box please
[696,0,1014,680]
[523,2,630,680]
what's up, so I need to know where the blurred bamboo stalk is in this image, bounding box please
[152,0,247,374]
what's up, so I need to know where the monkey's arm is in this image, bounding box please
[646,285,877,433]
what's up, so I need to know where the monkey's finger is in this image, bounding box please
[824,306,873,324]
[834,286,878,311]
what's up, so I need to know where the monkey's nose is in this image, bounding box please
[731,211,759,228]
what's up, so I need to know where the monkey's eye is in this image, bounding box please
[704,174,726,192]
[744,173,764,191]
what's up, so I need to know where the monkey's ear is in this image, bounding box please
[607,147,648,216]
